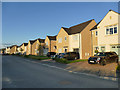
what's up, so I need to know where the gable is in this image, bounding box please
[98,10,119,27]
[57,27,68,38]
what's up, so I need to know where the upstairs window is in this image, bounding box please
[95,31,98,36]
[105,25,117,35]
[65,37,67,41]
[58,38,62,43]
[114,27,117,34]
[110,28,113,34]
[106,29,109,34]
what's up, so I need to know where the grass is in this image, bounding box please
[55,58,88,64]
[19,55,51,60]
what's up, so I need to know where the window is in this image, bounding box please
[46,42,48,45]
[95,31,98,36]
[58,38,62,43]
[54,46,57,49]
[112,46,115,48]
[117,46,120,48]
[106,25,117,35]
[110,28,113,34]
[95,47,98,50]
[65,37,67,41]
[73,35,78,40]
[64,49,67,53]
[114,27,117,34]
[106,29,109,34]
[73,48,79,52]
[101,46,105,52]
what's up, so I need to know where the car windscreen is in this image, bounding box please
[94,52,106,56]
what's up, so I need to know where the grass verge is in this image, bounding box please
[55,58,88,64]
[15,54,51,60]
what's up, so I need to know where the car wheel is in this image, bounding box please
[100,59,106,66]
[88,61,91,64]
[74,57,77,60]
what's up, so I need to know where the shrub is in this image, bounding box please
[117,65,120,72]
[24,55,29,58]
[55,58,68,64]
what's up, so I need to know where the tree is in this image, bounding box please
[20,48,24,53]
[38,43,43,56]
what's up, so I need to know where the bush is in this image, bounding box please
[117,65,120,72]
[55,58,68,64]
[24,55,29,58]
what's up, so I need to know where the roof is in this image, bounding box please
[90,10,120,31]
[90,21,101,31]
[38,38,45,43]
[24,43,28,46]
[62,19,94,35]
[29,40,36,45]
[10,45,17,49]
[47,35,57,40]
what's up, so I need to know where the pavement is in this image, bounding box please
[2,55,118,88]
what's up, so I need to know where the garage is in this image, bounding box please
[110,45,120,61]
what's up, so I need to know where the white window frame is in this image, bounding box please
[95,31,98,37]
[105,25,118,35]
[58,38,62,43]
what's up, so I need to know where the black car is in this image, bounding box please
[88,52,118,66]
[51,53,65,60]
[63,52,80,60]
[47,52,56,57]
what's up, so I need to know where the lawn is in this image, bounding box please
[55,58,88,64]
[21,55,51,60]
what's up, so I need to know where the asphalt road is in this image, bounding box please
[2,55,118,88]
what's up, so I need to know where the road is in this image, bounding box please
[2,55,118,88]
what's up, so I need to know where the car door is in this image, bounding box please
[108,53,115,63]
[105,53,112,63]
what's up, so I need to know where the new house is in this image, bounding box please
[31,38,45,55]
[26,40,36,55]
[44,35,57,54]
[20,43,28,55]
[10,45,17,54]
[5,47,10,54]
[56,19,96,59]
[90,10,120,60]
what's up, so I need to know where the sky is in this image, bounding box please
[2,2,118,48]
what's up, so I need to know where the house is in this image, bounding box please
[5,47,10,54]
[26,40,36,55]
[17,46,21,54]
[31,38,45,55]
[20,43,28,55]
[56,19,96,59]
[10,45,17,54]
[1,48,5,54]
[44,35,57,54]
[90,10,120,60]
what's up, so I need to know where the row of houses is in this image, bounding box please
[1,10,120,60]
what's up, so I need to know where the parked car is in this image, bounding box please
[88,52,118,66]
[63,52,79,60]
[51,53,65,60]
[47,52,56,57]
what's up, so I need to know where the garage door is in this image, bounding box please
[110,45,120,61]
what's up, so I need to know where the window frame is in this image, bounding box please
[105,25,118,35]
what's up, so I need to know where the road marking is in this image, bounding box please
[23,58,118,82]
